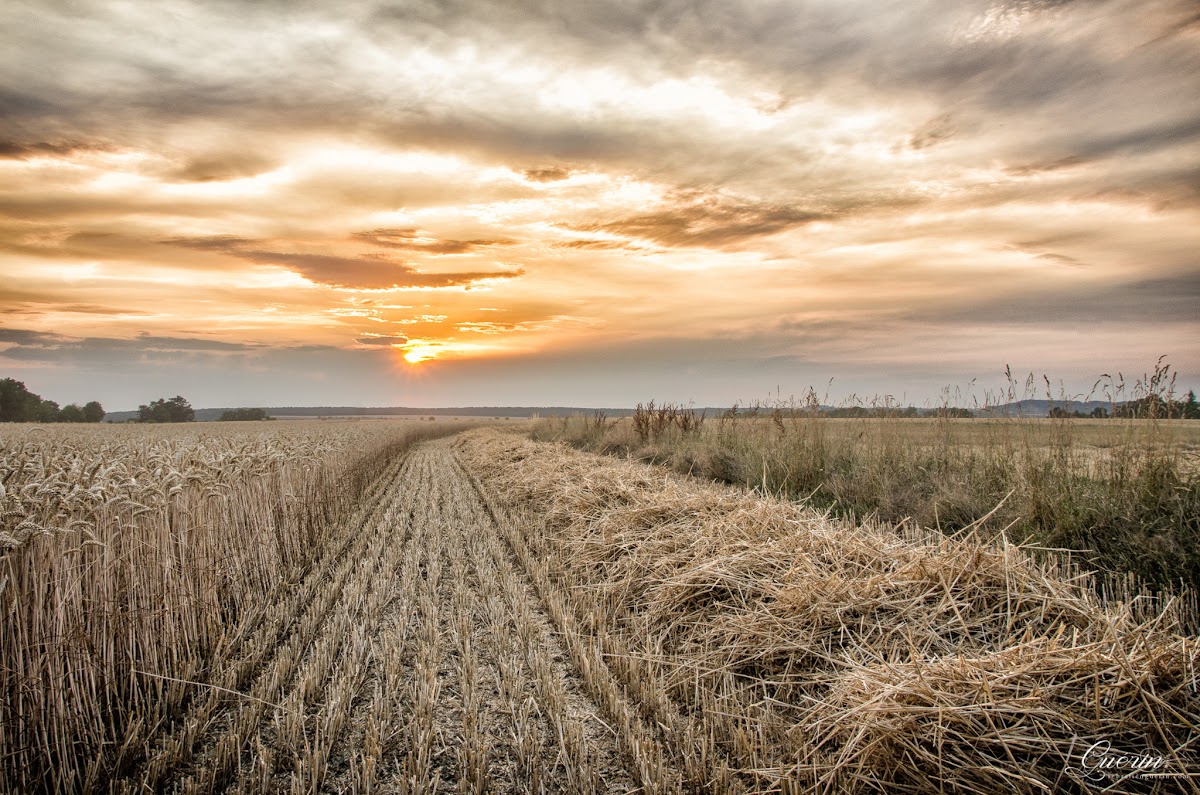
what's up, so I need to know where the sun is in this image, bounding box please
[402,343,439,364]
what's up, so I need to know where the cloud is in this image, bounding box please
[0,328,67,345]
[908,113,958,150]
[552,239,639,250]
[1,0,1197,406]
[579,192,828,248]
[1033,252,1086,268]
[914,270,1200,326]
[355,335,408,346]
[168,152,279,182]
[165,236,523,289]
[523,167,572,182]
[1005,116,1200,178]
[353,228,514,255]
[3,0,1196,208]
[1005,243,1089,268]
[0,140,112,159]
[0,329,264,364]
[0,302,154,318]
[135,334,258,351]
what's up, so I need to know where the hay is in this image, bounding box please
[458,429,1200,793]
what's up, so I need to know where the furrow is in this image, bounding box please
[119,455,409,793]
[167,453,412,794]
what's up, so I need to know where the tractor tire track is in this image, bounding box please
[119,435,641,794]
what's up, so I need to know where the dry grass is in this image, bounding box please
[457,428,1200,794]
[535,412,1200,592]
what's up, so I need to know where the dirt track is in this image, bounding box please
[119,437,639,794]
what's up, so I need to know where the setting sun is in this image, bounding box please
[403,344,439,364]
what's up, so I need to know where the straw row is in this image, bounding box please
[456,428,1200,794]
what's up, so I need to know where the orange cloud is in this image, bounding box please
[165,236,523,289]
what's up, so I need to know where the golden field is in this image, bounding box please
[1,419,1198,793]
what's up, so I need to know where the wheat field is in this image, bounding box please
[1,421,1198,793]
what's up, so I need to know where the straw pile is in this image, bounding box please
[456,429,1200,794]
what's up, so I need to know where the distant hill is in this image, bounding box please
[975,399,1115,418]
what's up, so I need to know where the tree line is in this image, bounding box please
[136,399,273,422]
[1049,391,1200,420]
[2,379,273,424]
[0,378,105,423]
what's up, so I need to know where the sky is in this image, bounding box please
[1,0,1198,411]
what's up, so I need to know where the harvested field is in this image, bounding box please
[3,424,1199,793]
[456,428,1200,794]
[1,426,637,793]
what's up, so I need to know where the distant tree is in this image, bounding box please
[219,407,271,421]
[0,378,106,423]
[138,396,195,423]
[0,378,34,422]
[1090,406,1108,419]
[1115,394,1172,419]
[34,399,60,423]
[1183,390,1199,420]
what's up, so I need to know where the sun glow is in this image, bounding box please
[403,343,439,364]
[399,337,504,364]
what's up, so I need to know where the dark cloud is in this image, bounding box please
[353,228,514,255]
[1004,155,1093,177]
[0,140,112,159]
[908,114,958,150]
[0,87,59,122]
[1006,243,1089,268]
[135,334,258,351]
[4,0,1196,201]
[355,335,408,346]
[0,302,154,317]
[1006,116,1200,177]
[166,235,254,251]
[1142,7,1200,45]
[0,328,67,345]
[237,250,511,290]
[165,236,523,288]
[1033,252,1086,268]
[578,192,828,248]
[168,152,279,182]
[921,270,1200,326]
[523,167,571,182]
[0,329,264,364]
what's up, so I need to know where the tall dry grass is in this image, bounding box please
[0,419,461,793]
[536,405,1200,593]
